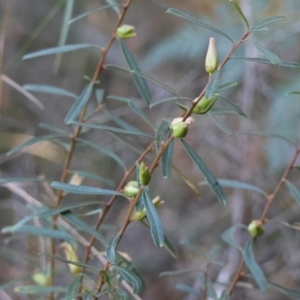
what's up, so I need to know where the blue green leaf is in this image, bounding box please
[231,57,300,68]
[69,170,115,187]
[0,177,42,185]
[250,16,288,32]
[205,70,220,99]
[268,281,300,299]
[229,0,249,30]
[181,140,227,205]
[162,140,174,178]
[149,97,192,108]
[216,81,238,93]
[221,224,247,252]
[250,41,282,65]
[208,112,232,135]
[243,238,268,292]
[23,84,77,98]
[15,285,66,294]
[106,234,120,264]
[114,266,143,294]
[176,284,199,294]
[285,180,300,206]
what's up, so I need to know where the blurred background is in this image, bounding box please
[1,0,300,299]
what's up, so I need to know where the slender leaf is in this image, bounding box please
[149,97,192,108]
[69,4,120,24]
[199,179,266,195]
[70,170,115,187]
[208,112,232,135]
[114,266,143,294]
[23,84,77,98]
[162,140,174,178]
[15,285,66,294]
[77,138,126,172]
[221,224,247,252]
[143,190,164,247]
[205,70,220,99]
[62,211,106,245]
[0,273,33,292]
[39,122,67,134]
[176,284,199,294]
[268,281,300,299]
[23,44,98,60]
[243,238,269,292]
[167,8,233,43]
[132,70,181,97]
[66,275,84,296]
[160,268,201,277]
[251,16,288,32]
[119,40,152,105]
[250,41,282,65]
[164,235,178,258]
[71,121,154,139]
[285,180,300,205]
[217,81,238,93]
[155,119,171,152]
[106,234,121,264]
[238,131,296,146]
[36,201,101,218]
[181,139,227,205]
[180,240,207,260]
[0,177,42,185]
[231,56,300,68]
[2,225,76,240]
[6,134,63,156]
[105,0,121,15]
[287,91,300,96]
[210,107,240,115]
[229,0,249,30]
[64,83,93,124]
[107,95,153,128]
[218,97,247,118]
[51,182,125,197]
[95,88,104,104]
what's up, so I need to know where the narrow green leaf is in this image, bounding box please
[251,16,288,32]
[51,182,125,197]
[287,91,300,96]
[143,190,165,247]
[181,139,227,205]
[70,170,115,187]
[250,41,282,65]
[6,134,63,156]
[167,8,233,43]
[221,224,246,252]
[23,44,98,60]
[216,81,238,93]
[36,201,101,218]
[2,225,76,240]
[77,138,126,172]
[15,285,66,294]
[162,140,174,178]
[0,273,33,292]
[199,179,266,195]
[71,121,154,139]
[53,0,74,73]
[105,0,121,15]
[107,95,153,128]
[219,291,230,300]
[217,97,247,118]
[155,119,171,153]
[231,56,300,68]
[95,89,104,104]
[0,177,42,185]
[64,83,93,124]
[243,238,269,292]
[69,4,120,24]
[285,180,300,205]
[66,275,83,296]
[39,122,67,134]
[229,0,249,30]
[119,40,152,105]
[268,281,300,299]
[61,293,86,300]
[114,266,143,294]
[164,234,178,258]
[160,268,201,277]
[131,70,181,97]
[208,244,221,261]
[237,131,296,146]
[23,84,77,98]
[205,70,220,99]
[208,112,232,135]
[149,97,192,108]
[176,284,199,294]
[210,107,240,115]
[180,240,207,260]
[106,234,121,264]
[62,211,106,245]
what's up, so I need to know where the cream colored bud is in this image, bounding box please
[205,37,218,75]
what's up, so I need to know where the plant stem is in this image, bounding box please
[227,147,300,295]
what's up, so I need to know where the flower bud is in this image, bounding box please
[116,24,136,39]
[248,220,264,238]
[171,120,188,138]
[139,162,151,186]
[124,181,139,197]
[32,272,50,286]
[192,94,218,114]
[60,242,82,274]
[205,37,218,75]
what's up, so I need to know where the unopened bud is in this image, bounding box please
[192,94,218,114]
[131,196,164,221]
[124,181,139,197]
[32,272,50,286]
[248,220,264,238]
[205,37,218,75]
[171,120,188,138]
[116,24,136,39]
[60,242,82,274]
[139,162,151,186]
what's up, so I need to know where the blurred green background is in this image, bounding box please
[1,0,300,299]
